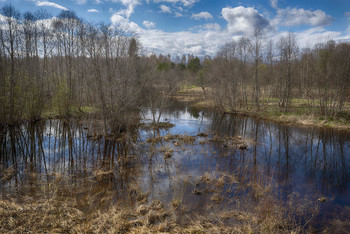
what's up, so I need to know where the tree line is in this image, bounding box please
[199,30,350,118]
[1,5,349,131]
[0,5,182,134]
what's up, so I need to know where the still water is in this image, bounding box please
[1,103,350,229]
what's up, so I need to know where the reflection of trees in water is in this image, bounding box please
[209,113,350,197]
[0,119,143,203]
[153,98,207,120]
[0,114,349,210]
[274,126,348,193]
[307,129,348,193]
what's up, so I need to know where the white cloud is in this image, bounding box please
[0,14,6,23]
[75,0,87,5]
[143,20,155,29]
[295,27,341,48]
[154,0,199,8]
[174,12,183,17]
[190,23,221,31]
[94,0,102,4]
[270,0,278,9]
[109,12,228,56]
[36,1,68,11]
[274,8,333,27]
[88,9,99,13]
[160,5,171,13]
[111,0,140,5]
[108,6,266,56]
[222,6,270,34]
[202,23,221,31]
[107,3,349,57]
[191,12,213,20]
[111,13,126,25]
[110,0,140,18]
[177,6,184,12]
[111,13,142,33]
[119,5,135,18]
[139,29,227,56]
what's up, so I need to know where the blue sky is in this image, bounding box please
[1,0,350,56]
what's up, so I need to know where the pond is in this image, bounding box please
[1,102,350,231]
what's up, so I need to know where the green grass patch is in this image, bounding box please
[41,108,60,119]
[41,105,99,119]
[77,106,99,114]
[178,84,201,93]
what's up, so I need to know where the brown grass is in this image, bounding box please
[0,141,337,233]
[0,166,16,182]
[159,145,175,158]
[147,133,197,145]
[210,134,255,150]
[0,170,331,234]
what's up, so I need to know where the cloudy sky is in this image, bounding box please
[2,0,350,56]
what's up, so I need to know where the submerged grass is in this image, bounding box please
[0,153,341,233]
[139,122,175,130]
[1,167,329,233]
[0,124,344,233]
[146,132,254,151]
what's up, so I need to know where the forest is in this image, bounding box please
[1,5,349,130]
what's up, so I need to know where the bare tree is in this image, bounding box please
[316,41,350,117]
[251,27,264,110]
[277,32,298,112]
[0,5,21,123]
[52,10,81,115]
[237,37,250,108]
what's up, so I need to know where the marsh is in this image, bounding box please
[1,102,349,232]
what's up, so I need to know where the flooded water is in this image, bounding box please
[1,102,350,230]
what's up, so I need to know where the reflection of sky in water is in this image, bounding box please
[141,108,350,212]
[142,107,211,135]
[1,105,350,222]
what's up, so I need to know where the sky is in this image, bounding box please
[1,0,350,56]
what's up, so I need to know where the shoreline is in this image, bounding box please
[3,89,349,133]
[175,87,350,132]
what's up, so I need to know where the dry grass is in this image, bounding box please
[0,140,337,233]
[175,86,214,109]
[210,134,255,150]
[0,194,173,233]
[159,145,175,158]
[0,166,16,182]
[1,197,297,233]
[146,133,197,145]
[139,122,175,130]
[146,132,254,154]
[0,169,332,234]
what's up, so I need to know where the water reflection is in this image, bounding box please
[1,106,350,227]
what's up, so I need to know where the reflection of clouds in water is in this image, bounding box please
[140,145,221,204]
[2,104,350,221]
[142,106,211,135]
[142,106,211,123]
